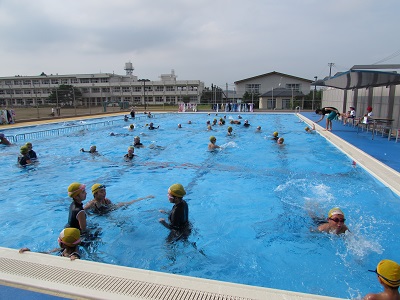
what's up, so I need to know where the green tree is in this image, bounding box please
[48,85,82,106]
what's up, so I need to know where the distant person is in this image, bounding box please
[124,146,136,160]
[133,136,144,148]
[256,126,261,132]
[177,123,182,128]
[361,106,374,124]
[212,119,217,126]
[315,107,340,131]
[80,145,98,153]
[130,109,135,118]
[207,125,213,131]
[218,118,225,125]
[19,228,82,260]
[66,182,87,232]
[159,183,191,241]
[230,120,241,125]
[84,183,154,214]
[0,133,11,145]
[237,115,243,119]
[147,112,152,118]
[277,137,284,145]
[129,124,134,131]
[208,136,220,150]
[305,123,316,133]
[18,145,32,166]
[148,122,159,130]
[124,115,129,121]
[51,107,55,116]
[227,126,233,136]
[243,120,250,127]
[341,106,356,125]
[188,120,192,124]
[271,131,279,141]
[317,207,349,235]
[364,259,400,300]
[25,142,37,160]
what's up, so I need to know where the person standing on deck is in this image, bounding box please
[315,107,340,131]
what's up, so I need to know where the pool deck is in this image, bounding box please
[1,111,400,300]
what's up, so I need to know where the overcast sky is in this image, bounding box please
[1,0,399,88]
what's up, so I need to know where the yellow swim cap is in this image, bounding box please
[91,183,105,195]
[305,127,310,131]
[273,131,279,137]
[328,207,344,218]
[128,146,134,151]
[68,182,86,198]
[58,228,81,247]
[25,142,32,147]
[169,183,186,198]
[372,259,400,287]
[210,136,216,142]
[130,124,134,129]
[228,126,232,131]
[20,145,29,154]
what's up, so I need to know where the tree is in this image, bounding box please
[47,85,82,106]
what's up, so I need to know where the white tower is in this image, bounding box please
[124,62,134,76]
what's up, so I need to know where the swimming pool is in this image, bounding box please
[1,113,399,299]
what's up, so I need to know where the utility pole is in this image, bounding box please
[328,63,335,78]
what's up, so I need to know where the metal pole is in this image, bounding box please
[313,76,317,110]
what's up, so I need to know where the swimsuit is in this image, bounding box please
[67,201,86,230]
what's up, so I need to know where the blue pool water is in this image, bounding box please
[1,113,399,299]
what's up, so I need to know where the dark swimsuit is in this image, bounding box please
[67,201,86,230]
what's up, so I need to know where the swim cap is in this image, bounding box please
[58,228,81,247]
[90,145,96,150]
[0,133,4,139]
[91,183,105,195]
[68,182,86,198]
[134,136,140,140]
[273,131,278,137]
[371,259,400,287]
[278,137,284,142]
[228,126,233,131]
[169,183,186,198]
[25,142,32,147]
[305,127,310,131]
[210,136,216,142]
[328,207,344,218]
[367,106,372,112]
[20,145,29,154]
[128,146,134,151]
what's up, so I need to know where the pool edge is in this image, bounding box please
[298,114,400,197]
[0,247,344,300]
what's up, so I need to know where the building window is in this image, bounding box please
[101,78,109,83]
[134,87,141,92]
[102,88,110,93]
[24,90,31,94]
[166,86,175,91]
[123,87,131,92]
[81,88,89,93]
[92,88,100,93]
[15,90,23,94]
[245,84,260,94]
[71,79,78,84]
[51,79,59,84]
[23,80,31,85]
[61,79,69,84]
[267,99,276,109]
[80,79,90,83]
[113,87,121,93]
[155,96,163,102]
[155,86,164,92]
[14,80,22,85]
[285,84,300,91]
[133,96,141,102]
[42,80,50,84]
[282,99,291,109]
[32,80,40,85]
